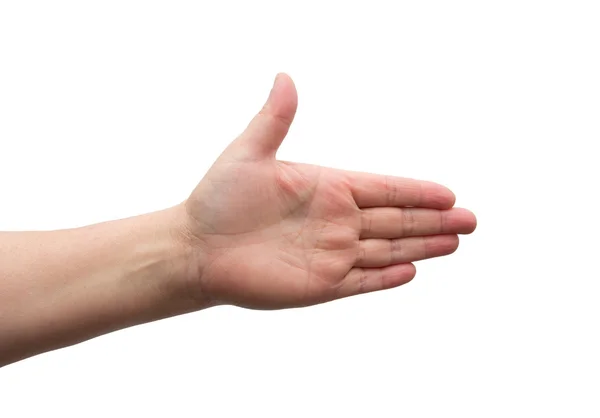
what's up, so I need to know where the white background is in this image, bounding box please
[1,1,599,416]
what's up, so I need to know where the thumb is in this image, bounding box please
[237,73,298,159]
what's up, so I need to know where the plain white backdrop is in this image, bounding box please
[1,1,599,416]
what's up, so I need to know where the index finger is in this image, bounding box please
[346,171,456,209]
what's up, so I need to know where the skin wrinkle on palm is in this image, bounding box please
[0,73,476,366]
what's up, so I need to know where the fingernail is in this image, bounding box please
[267,74,281,101]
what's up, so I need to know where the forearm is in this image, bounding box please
[0,204,204,366]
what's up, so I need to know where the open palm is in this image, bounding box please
[183,74,476,309]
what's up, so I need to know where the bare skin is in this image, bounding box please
[0,74,476,366]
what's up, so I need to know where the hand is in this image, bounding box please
[180,74,476,309]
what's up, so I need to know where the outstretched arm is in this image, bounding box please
[0,74,476,366]
[0,208,202,366]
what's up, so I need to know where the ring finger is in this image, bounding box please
[355,235,460,268]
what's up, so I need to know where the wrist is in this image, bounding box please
[162,203,216,310]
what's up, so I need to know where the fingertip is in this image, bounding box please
[447,189,457,208]
[437,234,460,255]
[406,262,417,279]
[238,73,298,159]
[424,182,456,209]
[268,72,297,120]
[274,72,294,88]
[439,186,456,209]
[386,263,417,289]
[465,212,477,234]
[454,207,478,234]
[447,234,460,254]
[259,72,298,134]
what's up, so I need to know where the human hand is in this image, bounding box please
[180,74,476,309]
